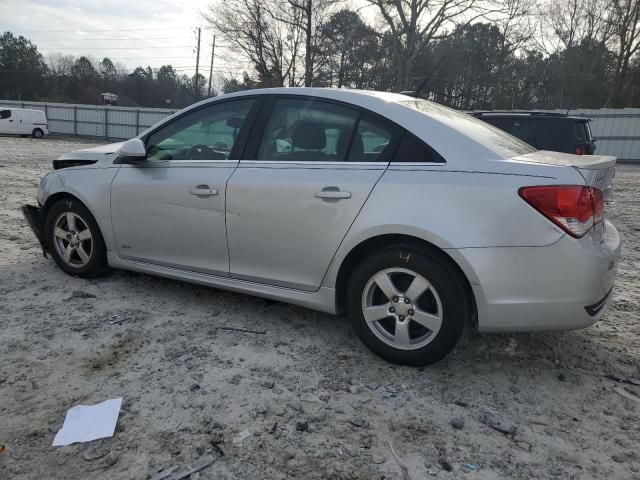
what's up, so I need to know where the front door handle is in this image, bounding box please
[314,189,352,200]
[190,186,218,197]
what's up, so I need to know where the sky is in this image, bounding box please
[0,0,250,77]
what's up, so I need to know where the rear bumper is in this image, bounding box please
[458,219,621,333]
[22,204,46,252]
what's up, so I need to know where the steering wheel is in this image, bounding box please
[187,144,223,160]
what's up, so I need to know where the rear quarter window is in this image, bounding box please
[401,100,536,159]
[392,132,445,163]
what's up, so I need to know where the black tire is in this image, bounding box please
[346,244,469,366]
[44,198,108,278]
[32,128,44,139]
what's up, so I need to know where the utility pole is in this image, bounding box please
[207,35,216,97]
[194,27,201,101]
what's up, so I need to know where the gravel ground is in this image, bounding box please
[1,136,639,480]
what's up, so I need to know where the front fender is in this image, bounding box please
[40,167,119,252]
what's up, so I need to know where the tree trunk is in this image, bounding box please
[304,1,313,87]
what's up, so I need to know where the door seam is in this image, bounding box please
[316,162,392,290]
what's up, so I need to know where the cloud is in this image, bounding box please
[0,0,212,74]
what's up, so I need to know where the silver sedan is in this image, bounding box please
[23,88,621,365]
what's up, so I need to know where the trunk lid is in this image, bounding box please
[512,150,616,200]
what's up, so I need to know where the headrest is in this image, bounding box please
[291,121,326,150]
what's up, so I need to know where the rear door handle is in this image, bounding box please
[314,188,351,200]
[190,187,218,197]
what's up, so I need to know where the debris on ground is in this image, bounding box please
[348,418,370,429]
[66,291,97,300]
[451,417,465,430]
[296,420,309,432]
[87,451,119,471]
[52,398,123,446]
[108,315,126,325]
[388,440,413,480]
[604,373,640,386]
[150,454,218,480]
[82,443,109,461]
[438,457,453,472]
[232,430,251,447]
[216,326,267,335]
[612,385,640,403]
[479,411,517,436]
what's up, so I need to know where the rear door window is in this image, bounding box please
[347,115,400,162]
[256,98,359,162]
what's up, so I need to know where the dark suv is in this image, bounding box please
[472,111,596,155]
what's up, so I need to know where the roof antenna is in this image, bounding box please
[400,56,446,99]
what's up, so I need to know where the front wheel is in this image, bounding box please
[346,245,469,366]
[44,198,108,278]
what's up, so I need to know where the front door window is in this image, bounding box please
[146,99,255,161]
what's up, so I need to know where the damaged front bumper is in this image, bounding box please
[22,204,47,256]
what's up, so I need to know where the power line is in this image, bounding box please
[208,35,216,97]
[194,27,201,100]
[38,46,194,50]
[4,27,189,33]
[30,36,189,41]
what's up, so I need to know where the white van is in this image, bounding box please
[0,108,49,138]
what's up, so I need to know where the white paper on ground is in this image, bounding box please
[52,397,123,446]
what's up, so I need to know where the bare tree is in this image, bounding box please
[364,0,498,91]
[608,0,640,105]
[266,0,338,86]
[315,9,380,87]
[492,0,535,53]
[545,0,612,49]
[204,0,301,87]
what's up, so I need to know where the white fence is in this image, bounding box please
[0,99,176,139]
[1,99,638,161]
[557,108,640,163]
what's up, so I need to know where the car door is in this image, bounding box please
[0,109,17,134]
[226,96,401,291]
[110,97,258,275]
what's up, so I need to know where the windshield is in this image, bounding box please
[400,99,537,159]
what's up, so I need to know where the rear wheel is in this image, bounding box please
[44,198,108,278]
[32,128,44,139]
[346,245,469,366]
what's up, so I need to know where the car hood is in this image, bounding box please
[57,141,125,162]
[53,141,125,169]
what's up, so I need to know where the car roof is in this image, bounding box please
[141,87,537,163]
[2,108,45,114]
[472,110,589,122]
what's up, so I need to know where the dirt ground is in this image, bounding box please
[0,135,639,480]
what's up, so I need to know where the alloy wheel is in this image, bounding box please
[361,267,443,350]
[52,212,93,267]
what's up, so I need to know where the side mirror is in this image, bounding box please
[115,138,147,164]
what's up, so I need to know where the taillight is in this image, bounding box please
[575,146,585,155]
[519,185,604,238]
